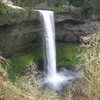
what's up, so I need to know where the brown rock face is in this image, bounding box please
[0,21,41,57]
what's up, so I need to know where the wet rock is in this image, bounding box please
[56,20,99,42]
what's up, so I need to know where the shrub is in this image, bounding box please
[0,57,59,100]
[79,33,100,99]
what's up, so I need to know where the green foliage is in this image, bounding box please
[0,1,8,14]
[54,6,82,14]
[0,2,29,26]
[93,2,100,13]
[69,0,100,13]
[16,0,40,8]
[69,0,85,8]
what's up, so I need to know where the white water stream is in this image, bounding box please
[39,10,73,90]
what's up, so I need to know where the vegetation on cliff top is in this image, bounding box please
[0,1,81,27]
[1,0,100,27]
[15,0,100,13]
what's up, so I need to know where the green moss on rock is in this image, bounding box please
[35,5,82,14]
[0,2,38,26]
[8,42,82,81]
[1,32,40,57]
[9,48,42,81]
[54,6,82,14]
[56,42,81,66]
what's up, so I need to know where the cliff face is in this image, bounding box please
[56,14,100,42]
[0,2,100,57]
[0,2,40,57]
[0,21,41,57]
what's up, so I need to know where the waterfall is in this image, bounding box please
[39,10,56,76]
[38,10,74,90]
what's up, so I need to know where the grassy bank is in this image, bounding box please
[9,48,42,81]
[0,57,59,100]
[56,42,81,66]
[79,33,100,99]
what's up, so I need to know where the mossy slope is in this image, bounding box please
[9,43,81,81]
[56,42,81,66]
[9,48,42,81]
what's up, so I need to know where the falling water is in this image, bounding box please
[38,10,74,90]
[39,10,56,76]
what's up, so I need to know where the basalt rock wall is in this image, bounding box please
[55,12,100,42]
[0,2,100,57]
